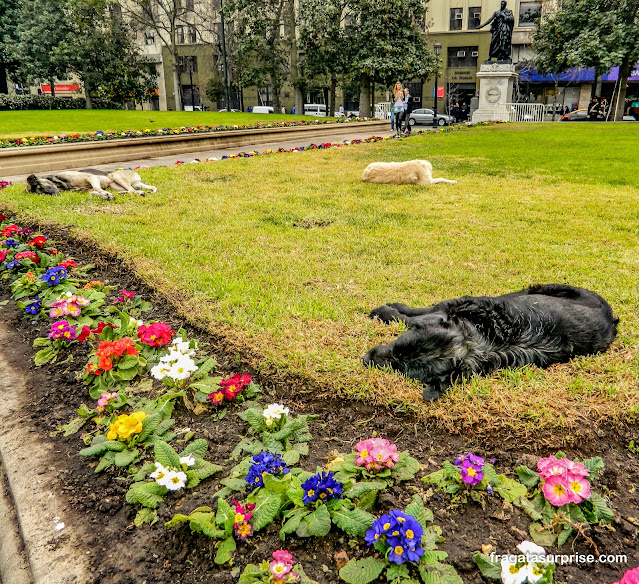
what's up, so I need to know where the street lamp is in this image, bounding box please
[432,41,442,128]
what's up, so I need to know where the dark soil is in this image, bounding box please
[1,221,638,584]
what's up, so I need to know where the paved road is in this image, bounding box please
[4,125,400,183]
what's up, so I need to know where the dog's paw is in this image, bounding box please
[136,190,146,196]
[422,385,444,402]
[369,305,401,323]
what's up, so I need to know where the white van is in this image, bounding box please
[303,104,327,117]
[252,106,273,114]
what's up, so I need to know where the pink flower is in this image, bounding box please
[96,392,119,412]
[613,566,639,584]
[541,475,573,506]
[137,322,174,347]
[562,458,590,478]
[355,438,399,472]
[537,456,590,481]
[567,472,591,503]
[269,561,292,578]
[272,550,294,565]
[0,250,8,261]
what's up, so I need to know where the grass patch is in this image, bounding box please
[3,122,639,437]
[0,110,332,139]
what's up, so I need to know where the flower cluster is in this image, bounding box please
[137,322,174,347]
[355,438,399,472]
[301,471,343,505]
[77,321,118,342]
[40,266,68,286]
[500,541,554,584]
[151,337,198,382]
[24,296,41,315]
[96,392,119,412]
[49,292,91,318]
[538,455,591,506]
[263,403,290,427]
[48,320,77,341]
[232,500,255,540]
[150,461,188,491]
[455,452,486,486]
[207,373,252,405]
[268,550,299,583]
[28,235,48,248]
[365,510,424,564]
[14,250,39,263]
[0,181,10,190]
[106,411,147,440]
[1,224,18,237]
[613,566,639,584]
[245,452,290,490]
[87,338,137,375]
[57,259,76,269]
[113,289,136,304]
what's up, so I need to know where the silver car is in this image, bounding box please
[407,108,455,127]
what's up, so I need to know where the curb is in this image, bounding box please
[0,121,391,176]
[0,318,89,584]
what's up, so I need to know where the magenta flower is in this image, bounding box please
[272,550,294,564]
[269,561,292,578]
[541,474,574,506]
[566,473,592,504]
[48,320,77,341]
[355,438,399,472]
[613,566,639,584]
[96,392,119,412]
[460,459,484,486]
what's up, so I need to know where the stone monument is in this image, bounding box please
[471,1,519,122]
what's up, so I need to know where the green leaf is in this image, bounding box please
[115,449,139,467]
[519,496,543,521]
[280,509,310,538]
[126,481,167,508]
[118,354,139,370]
[473,552,501,580]
[343,481,387,500]
[104,440,127,452]
[588,492,615,522]
[339,557,386,584]
[494,476,528,503]
[516,465,540,488]
[293,442,309,456]
[34,347,56,366]
[392,452,420,481]
[583,457,605,481]
[271,418,307,441]
[134,508,158,527]
[214,536,237,565]
[251,491,285,531]
[330,507,375,537]
[78,441,109,457]
[238,564,265,584]
[180,438,209,459]
[304,504,332,537]
[154,440,181,469]
[137,412,161,442]
[245,408,267,432]
[420,551,449,563]
[194,359,219,379]
[386,564,410,581]
[557,524,574,546]
[405,494,434,529]
[221,477,249,491]
[263,474,289,493]
[529,522,557,547]
[59,416,89,437]
[418,562,463,584]
[356,489,379,511]
[282,449,300,466]
[95,451,116,473]
[421,526,443,551]
[33,337,51,348]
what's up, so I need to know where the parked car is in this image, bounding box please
[251,106,274,114]
[303,103,327,117]
[560,109,604,121]
[407,108,454,127]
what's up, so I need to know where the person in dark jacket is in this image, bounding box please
[403,87,414,134]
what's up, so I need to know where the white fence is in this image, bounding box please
[493,103,546,122]
[375,102,391,120]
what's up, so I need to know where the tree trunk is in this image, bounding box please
[170,44,182,111]
[50,78,56,98]
[273,82,281,112]
[0,63,8,94]
[329,72,337,117]
[287,0,303,116]
[85,92,93,109]
[359,72,371,117]
[613,57,631,122]
[295,87,304,117]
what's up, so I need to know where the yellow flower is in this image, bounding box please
[107,411,148,440]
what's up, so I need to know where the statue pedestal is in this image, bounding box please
[471,63,519,122]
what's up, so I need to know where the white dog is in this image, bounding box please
[361,160,456,186]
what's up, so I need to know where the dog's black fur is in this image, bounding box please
[364,284,618,401]
[26,174,62,195]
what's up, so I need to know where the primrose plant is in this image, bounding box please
[238,550,317,584]
[474,540,555,584]
[339,495,462,584]
[126,439,222,526]
[423,452,527,509]
[516,453,614,547]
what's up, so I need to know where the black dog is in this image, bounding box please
[364,284,618,401]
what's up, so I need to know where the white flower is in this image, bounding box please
[500,556,527,584]
[158,470,187,491]
[263,403,290,426]
[171,337,197,356]
[179,455,196,467]
[129,318,144,329]
[167,356,198,380]
[150,462,169,481]
[525,563,547,584]
[516,541,546,563]
[151,363,171,380]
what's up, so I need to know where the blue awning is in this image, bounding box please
[519,65,639,83]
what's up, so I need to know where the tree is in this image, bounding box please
[0,0,20,93]
[118,0,191,111]
[533,0,639,120]
[348,0,437,117]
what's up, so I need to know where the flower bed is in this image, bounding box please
[0,209,636,584]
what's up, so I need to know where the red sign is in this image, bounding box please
[432,86,445,98]
[40,84,80,93]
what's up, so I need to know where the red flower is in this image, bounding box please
[0,214,7,221]
[1,224,18,237]
[29,235,48,247]
[219,374,252,399]
[207,391,225,406]
[78,326,92,343]
[78,322,117,343]
[57,259,76,269]
[137,322,174,347]
[15,251,39,263]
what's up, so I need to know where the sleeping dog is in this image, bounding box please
[364,284,618,400]
[26,169,157,200]
[361,160,456,186]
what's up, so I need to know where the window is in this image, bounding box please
[176,25,185,44]
[449,8,463,31]
[178,56,198,73]
[188,25,197,43]
[447,46,479,68]
[145,31,155,45]
[518,1,541,26]
[468,7,481,29]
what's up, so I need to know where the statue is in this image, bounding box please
[478,1,515,63]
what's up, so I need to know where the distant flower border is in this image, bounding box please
[0,117,377,149]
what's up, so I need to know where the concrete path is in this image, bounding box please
[4,125,399,183]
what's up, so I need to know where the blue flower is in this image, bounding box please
[3,239,19,247]
[386,537,424,564]
[24,296,41,315]
[365,511,425,565]
[244,452,289,491]
[5,260,19,269]
[40,266,68,287]
[301,471,343,505]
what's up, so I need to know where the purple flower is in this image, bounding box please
[48,320,77,341]
[4,239,19,247]
[460,459,484,486]
[24,297,41,315]
[5,260,19,270]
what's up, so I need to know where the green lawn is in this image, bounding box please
[3,122,638,435]
[0,110,332,139]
